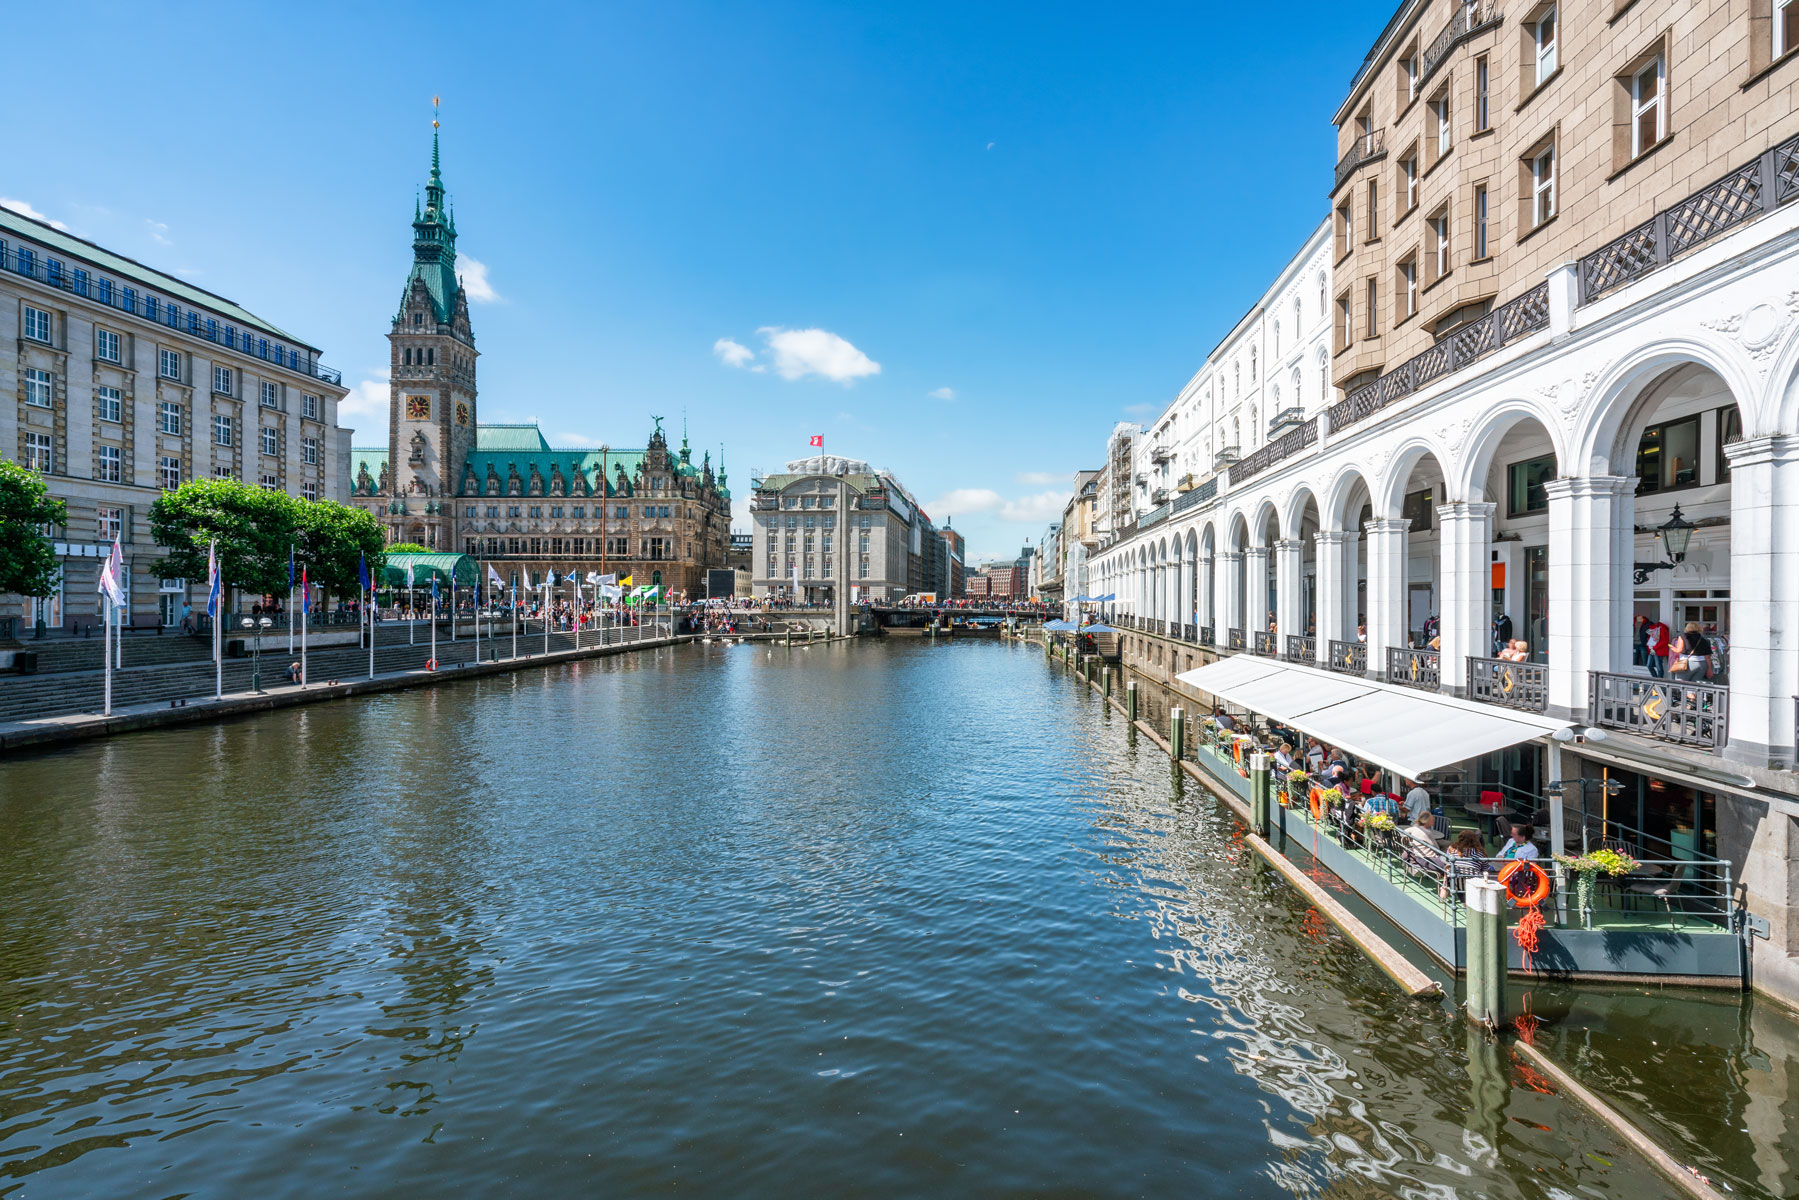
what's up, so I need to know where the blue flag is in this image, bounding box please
[288,544,295,589]
[431,576,440,608]
[358,552,371,593]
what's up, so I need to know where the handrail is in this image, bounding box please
[1467,655,1547,712]
[1328,639,1367,676]
[1419,1,1503,92]
[1229,416,1318,486]
[1333,128,1387,191]
[1252,630,1276,656]
[1284,634,1315,662]
[1386,646,1440,691]
[1228,627,1246,652]
[1589,670,1729,749]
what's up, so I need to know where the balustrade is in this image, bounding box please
[1251,630,1275,657]
[1199,624,1214,646]
[1589,671,1729,749]
[1386,647,1440,692]
[1284,635,1315,663]
[1327,639,1366,676]
[1466,656,1547,712]
[1227,627,1246,652]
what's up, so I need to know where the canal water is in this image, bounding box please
[0,639,1793,1198]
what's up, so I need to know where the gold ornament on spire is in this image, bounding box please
[432,95,440,129]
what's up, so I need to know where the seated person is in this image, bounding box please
[1213,709,1237,732]
[1440,828,1492,897]
[1404,810,1445,845]
[1273,742,1296,771]
[1305,742,1326,773]
[1362,789,1400,820]
[1497,823,1540,861]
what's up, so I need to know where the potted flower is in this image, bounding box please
[1283,769,1309,807]
[1364,810,1397,850]
[1554,847,1639,927]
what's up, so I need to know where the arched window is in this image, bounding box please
[1272,320,1281,355]
[1232,417,1240,448]
[1317,349,1329,402]
[1271,384,1281,411]
[1317,272,1326,316]
[1249,405,1258,443]
[1234,364,1241,397]
[1291,368,1302,407]
[1250,347,1258,381]
[1293,295,1302,330]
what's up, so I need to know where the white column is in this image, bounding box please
[1342,530,1362,640]
[1197,554,1214,635]
[1365,517,1410,677]
[1315,530,1347,662]
[1244,545,1270,636]
[1274,539,1304,656]
[1724,436,1799,765]
[1544,475,1632,719]
[1218,551,1243,644]
[1437,501,1495,696]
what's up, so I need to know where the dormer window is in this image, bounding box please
[413,312,423,326]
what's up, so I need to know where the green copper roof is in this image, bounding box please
[0,206,314,349]
[474,424,552,452]
[402,129,462,325]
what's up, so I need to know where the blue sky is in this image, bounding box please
[6,2,1387,562]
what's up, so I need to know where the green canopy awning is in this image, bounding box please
[379,552,478,586]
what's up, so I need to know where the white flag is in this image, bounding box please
[487,564,504,589]
[585,572,601,585]
[98,537,125,607]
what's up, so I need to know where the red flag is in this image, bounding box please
[809,435,823,447]
[301,565,311,614]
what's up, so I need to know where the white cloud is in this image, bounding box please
[339,371,391,441]
[929,386,956,401]
[757,326,880,383]
[714,337,756,368]
[459,254,499,303]
[551,431,598,447]
[928,488,1003,516]
[1016,471,1064,486]
[998,490,1070,523]
[145,219,171,246]
[0,197,70,232]
[927,486,1070,525]
[1123,402,1157,416]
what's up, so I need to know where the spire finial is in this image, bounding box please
[431,95,441,175]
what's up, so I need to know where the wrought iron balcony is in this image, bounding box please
[1212,446,1240,471]
[1419,2,1503,93]
[1227,627,1246,652]
[1171,477,1217,513]
[1333,128,1387,192]
[1150,445,1175,464]
[1182,623,1197,643]
[1589,671,1729,749]
[1267,406,1308,437]
[1284,634,1315,663]
[1252,630,1276,656]
[1387,647,1441,692]
[1328,286,1548,433]
[1328,639,1366,676]
[1229,416,1319,487]
[1467,656,1547,712]
[1199,624,1214,646]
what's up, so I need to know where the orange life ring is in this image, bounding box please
[1498,859,1551,907]
[1231,739,1244,766]
[425,658,439,672]
[1308,787,1324,821]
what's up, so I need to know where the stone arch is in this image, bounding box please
[1319,462,1371,531]
[1279,484,1321,538]
[1451,396,1572,502]
[1576,335,1757,471]
[1764,319,1799,436]
[1374,435,1452,518]
[1248,498,1280,547]
[1226,510,1250,553]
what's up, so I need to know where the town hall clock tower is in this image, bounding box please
[387,117,477,550]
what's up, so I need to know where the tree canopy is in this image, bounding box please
[0,462,68,598]
[150,480,385,597]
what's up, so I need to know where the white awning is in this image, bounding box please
[1174,657,1572,779]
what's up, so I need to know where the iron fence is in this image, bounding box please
[1229,416,1319,486]
[1328,639,1366,675]
[1285,634,1315,662]
[1333,128,1386,192]
[1386,647,1440,691]
[1228,627,1246,652]
[1252,630,1276,656]
[1467,655,1547,712]
[1589,671,1729,749]
[1199,624,1214,646]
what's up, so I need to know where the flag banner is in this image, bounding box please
[358,552,371,593]
[642,585,660,601]
[585,572,600,585]
[809,435,823,447]
[599,573,617,587]
[207,541,221,618]
[98,537,125,607]
[619,575,633,589]
[431,576,440,606]
[487,564,504,589]
[288,545,295,590]
[407,564,415,587]
[301,566,311,614]
[601,584,622,602]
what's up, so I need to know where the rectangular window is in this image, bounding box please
[23,305,51,342]
[1718,405,1744,481]
[212,414,233,447]
[260,381,280,408]
[302,393,319,419]
[302,482,318,502]
[97,385,122,423]
[1534,8,1558,85]
[212,365,233,394]
[1636,415,1701,493]
[1401,154,1418,212]
[47,259,63,286]
[1475,56,1490,131]
[1336,201,1353,254]
[530,505,542,518]
[1398,258,1417,318]
[1364,277,1379,338]
[122,286,135,312]
[1631,56,1663,158]
[159,348,181,379]
[260,473,279,491]
[72,268,88,296]
[260,425,278,456]
[24,368,53,407]
[159,401,182,435]
[98,279,113,305]
[1402,487,1435,532]
[145,296,158,321]
[550,506,564,519]
[1430,208,1451,279]
[1781,0,1798,59]
[24,432,52,472]
[1507,455,1555,516]
[1365,179,1379,241]
[1335,291,1352,352]
[96,328,121,362]
[1402,54,1419,102]
[1431,92,1452,157]
[1531,144,1556,227]
[96,506,123,539]
[159,455,182,489]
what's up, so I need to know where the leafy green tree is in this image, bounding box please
[0,461,68,598]
[295,501,385,596]
[150,479,297,596]
[385,542,431,554]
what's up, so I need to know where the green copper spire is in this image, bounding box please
[402,104,460,326]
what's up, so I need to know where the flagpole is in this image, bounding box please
[103,594,113,716]
[473,565,480,663]
[431,576,438,667]
[300,570,309,687]
[543,577,551,656]
[366,583,374,679]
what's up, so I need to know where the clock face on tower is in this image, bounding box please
[406,395,430,420]
[456,401,469,426]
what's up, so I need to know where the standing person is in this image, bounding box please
[1644,614,1670,678]
[1403,779,1432,824]
[1671,621,1712,681]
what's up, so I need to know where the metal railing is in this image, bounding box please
[1333,128,1387,191]
[1328,284,1549,432]
[1199,624,1214,646]
[1589,671,1729,749]
[1467,655,1547,712]
[1229,416,1318,486]
[1387,646,1440,691]
[1285,634,1315,663]
[1228,627,1246,652]
[1328,639,1367,676]
[1419,1,1502,91]
[1580,132,1799,303]
[2,246,340,385]
[1183,623,1197,643]
[1252,630,1276,656]
[1172,476,1218,510]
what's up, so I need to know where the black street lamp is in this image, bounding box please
[241,615,273,692]
[1632,505,1697,584]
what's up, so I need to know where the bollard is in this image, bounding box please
[1249,748,1271,837]
[1103,665,1113,698]
[1126,680,1138,722]
[1084,655,1096,684]
[1465,878,1510,1029]
[785,630,792,648]
[1170,706,1185,761]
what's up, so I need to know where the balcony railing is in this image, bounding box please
[1328,639,1366,676]
[1199,624,1214,646]
[1150,445,1175,464]
[1467,655,1547,712]
[1229,416,1319,487]
[1387,647,1440,691]
[1228,627,1246,652]
[1589,671,1729,749]
[1333,128,1387,192]
[2,246,341,385]
[1579,131,1799,303]
[1172,476,1217,511]
[1419,1,1502,92]
[1212,446,1240,471]
[1328,285,1548,433]
[1252,630,1276,656]
[1183,623,1197,642]
[1284,634,1315,663]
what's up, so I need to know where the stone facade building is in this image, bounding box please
[1,206,350,631]
[1088,0,1799,1006]
[348,132,732,599]
[749,455,937,603]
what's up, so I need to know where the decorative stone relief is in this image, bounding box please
[1704,304,1792,371]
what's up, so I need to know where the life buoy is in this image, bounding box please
[1308,787,1324,821]
[1498,859,1551,907]
[425,658,439,672]
[1231,739,1244,767]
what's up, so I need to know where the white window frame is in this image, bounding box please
[1531,144,1557,226]
[1432,211,1451,278]
[213,365,233,395]
[302,481,319,502]
[96,505,123,540]
[1475,57,1490,130]
[1631,56,1664,158]
[159,401,182,435]
[213,414,234,447]
[261,381,279,408]
[1432,94,1452,155]
[1403,156,1418,211]
[1403,55,1419,101]
[260,425,278,456]
[24,367,53,408]
[97,385,123,423]
[303,436,319,466]
[1474,185,1489,258]
[302,393,319,420]
[24,432,53,472]
[1781,0,1797,58]
[96,327,121,363]
[98,444,123,483]
[23,305,51,342]
[158,456,182,489]
[1534,8,1558,85]
[1400,260,1417,316]
[159,348,181,380]
[260,473,279,491]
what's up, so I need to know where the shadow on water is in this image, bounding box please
[0,638,1790,1198]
